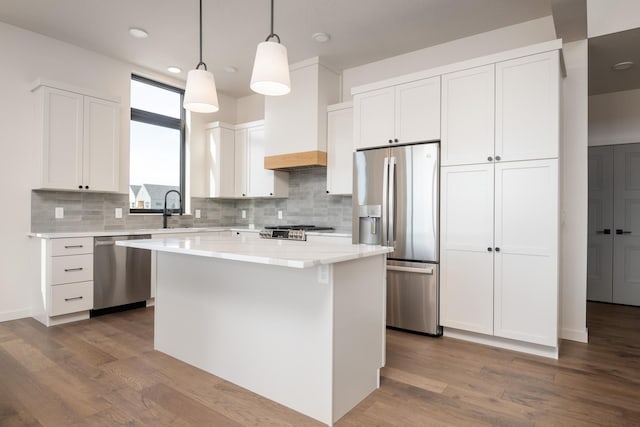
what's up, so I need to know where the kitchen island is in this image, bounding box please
[118,233,392,426]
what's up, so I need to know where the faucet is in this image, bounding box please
[163,190,182,229]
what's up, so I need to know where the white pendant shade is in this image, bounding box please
[183,69,219,113]
[250,41,291,96]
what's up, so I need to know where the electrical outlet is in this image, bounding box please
[195,209,201,219]
[55,207,64,219]
[115,208,122,219]
[241,209,247,219]
[277,210,283,219]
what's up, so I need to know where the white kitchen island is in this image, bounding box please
[118,234,392,426]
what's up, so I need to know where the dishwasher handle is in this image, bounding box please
[387,265,434,274]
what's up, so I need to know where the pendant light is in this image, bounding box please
[250,0,291,96]
[183,0,219,113]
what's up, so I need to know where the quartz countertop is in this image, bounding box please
[116,234,389,269]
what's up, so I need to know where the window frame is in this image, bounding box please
[129,74,186,215]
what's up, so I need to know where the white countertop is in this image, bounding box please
[116,234,390,269]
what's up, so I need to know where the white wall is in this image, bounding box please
[342,16,557,99]
[560,40,589,342]
[236,94,265,123]
[589,89,640,146]
[587,0,640,37]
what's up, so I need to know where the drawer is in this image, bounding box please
[52,237,93,256]
[51,254,93,284]
[50,281,93,316]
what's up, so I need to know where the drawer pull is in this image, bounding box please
[64,245,84,249]
[387,265,434,274]
[64,267,84,272]
[64,296,83,302]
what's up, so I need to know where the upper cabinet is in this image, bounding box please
[495,50,560,162]
[326,102,353,195]
[204,120,288,199]
[441,65,495,166]
[264,57,340,169]
[32,81,120,192]
[353,76,440,150]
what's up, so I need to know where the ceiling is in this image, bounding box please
[0,0,552,97]
[2,0,638,97]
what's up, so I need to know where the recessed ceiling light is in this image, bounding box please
[312,32,331,43]
[167,66,182,74]
[128,27,149,39]
[612,61,635,71]
[224,65,238,73]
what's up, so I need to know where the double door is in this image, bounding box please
[588,143,640,306]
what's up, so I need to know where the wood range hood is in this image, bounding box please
[264,150,327,170]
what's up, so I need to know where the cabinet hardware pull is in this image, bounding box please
[495,247,501,252]
[78,185,83,189]
[64,296,83,302]
[387,265,434,274]
[394,138,399,143]
[64,245,84,249]
[616,229,632,235]
[487,156,493,161]
[487,247,492,252]
[495,155,501,161]
[64,267,84,272]
[388,139,393,144]
[596,229,612,235]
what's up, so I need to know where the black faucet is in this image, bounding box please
[163,190,182,229]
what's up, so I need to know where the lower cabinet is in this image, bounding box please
[440,159,558,347]
[34,237,94,326]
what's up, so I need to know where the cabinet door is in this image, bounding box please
[441,65,495,166]
[353,87,395,150]
[206,126,235,198]
[234,129,248,197]
[395,77,440,144]
[41,88,84,190]
[495,50,559,162]
[83,96,119,192]
[326,107,353,195]
[493,159,558,346]
[440,164,495,335]
[246,126,274,197]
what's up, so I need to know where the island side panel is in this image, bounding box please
[331,254,386,422]
[154,251,334,425]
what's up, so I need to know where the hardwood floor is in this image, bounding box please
[1,302,639,426]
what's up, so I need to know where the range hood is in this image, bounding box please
[264,57,340,170]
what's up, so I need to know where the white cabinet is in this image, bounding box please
[440,159,558,346]
[441,64,495,166]
[235,122,289,198]
[495,50,560,162]
[326,102,353,195]
[33,81,120,192]
[34,237,94,326]
[204,122,236,198]
[353,76,440,150]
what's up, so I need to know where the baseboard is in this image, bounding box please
[560,327,588,343]
[443,327,559,359]
[0,308,31,323]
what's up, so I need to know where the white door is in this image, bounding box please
[495,50,559,162]
[493,159,558,346]
[83,96,119,192]
[587,146,614,302]
[246,126,273,197]
[441,64,495,166]
[395,77,440,144]
[42,88,84,190]
[206,126,235,198]
[353,87,395,150]
[613,143,640,306]
[440,164,495,335]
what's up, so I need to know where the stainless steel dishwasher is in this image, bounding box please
[93,235,151,312]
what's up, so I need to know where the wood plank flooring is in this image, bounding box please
[1,301,639,426]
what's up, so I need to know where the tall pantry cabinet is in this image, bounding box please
[440,50,560,349]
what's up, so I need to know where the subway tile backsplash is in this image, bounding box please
[32,167,353,233]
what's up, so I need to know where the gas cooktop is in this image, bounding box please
[260,225,334,241]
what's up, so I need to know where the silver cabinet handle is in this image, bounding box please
[64,296,83,302]
[388,156,396,247]
[387,265,434,274]
[382,156,389,246]
[64,245,84,249]
[95,241,116,247]
[64,267,84,272]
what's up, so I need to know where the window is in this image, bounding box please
[129,75,185,214]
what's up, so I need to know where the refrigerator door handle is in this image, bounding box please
[382,156,389,246]
[387,265,434,274]
[389,156,396,247]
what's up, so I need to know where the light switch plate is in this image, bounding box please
[195,209,201,219]
[277,210,283,219]
[241,209,247,219]
[115,208,122,219]
[55,207,64,219]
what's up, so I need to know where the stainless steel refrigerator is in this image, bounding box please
[353,142,441,335]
